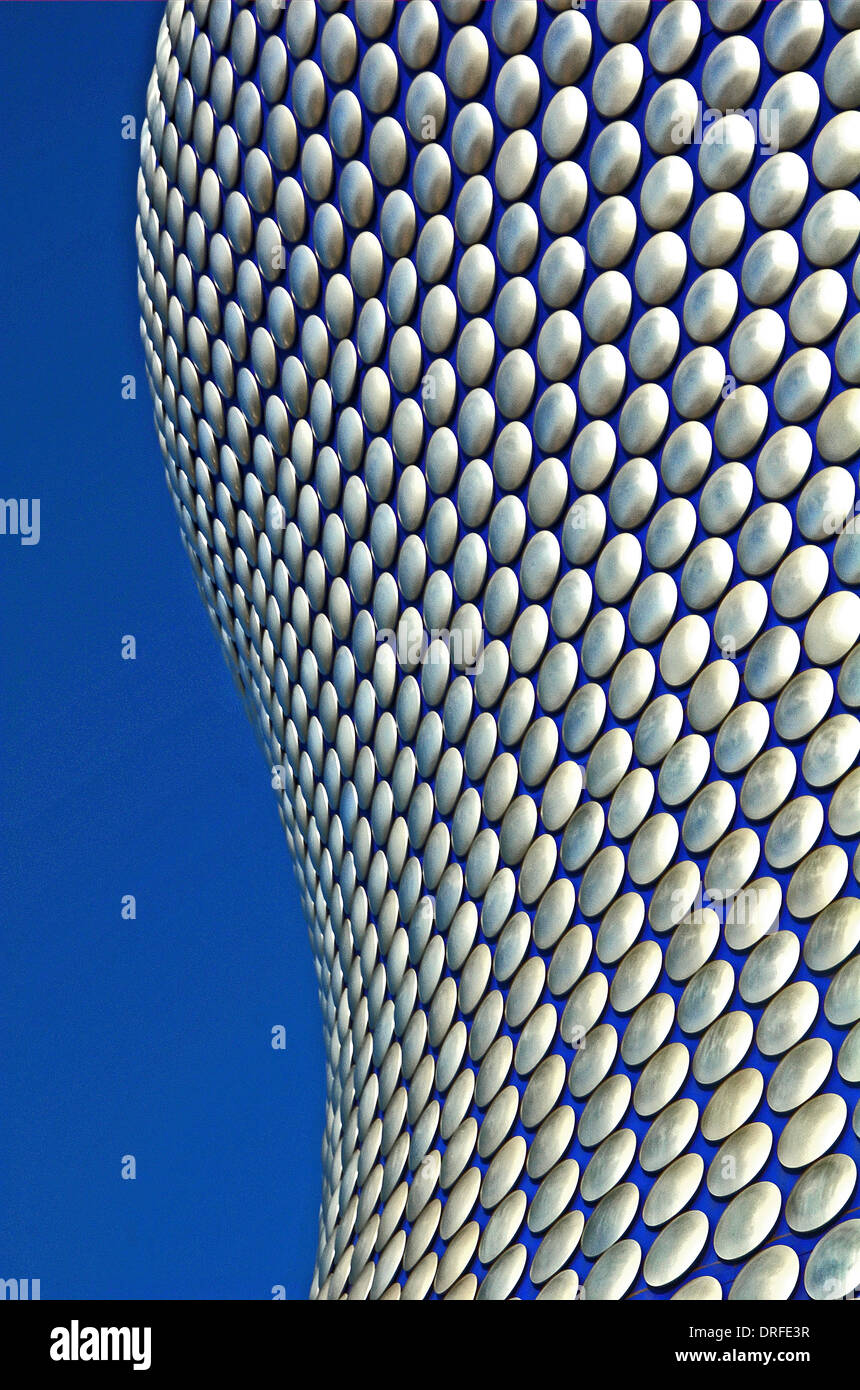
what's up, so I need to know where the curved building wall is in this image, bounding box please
[136,0,860,1301]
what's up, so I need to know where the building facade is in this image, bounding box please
[137,0,860,1299]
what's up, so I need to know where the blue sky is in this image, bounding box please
[0,1,325,1299]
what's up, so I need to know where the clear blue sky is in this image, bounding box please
[0,1,325,1298]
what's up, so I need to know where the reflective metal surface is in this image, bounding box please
[139,0,860,1301]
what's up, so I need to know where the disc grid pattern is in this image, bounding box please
[137,0,860,1300]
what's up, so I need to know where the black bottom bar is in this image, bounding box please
[0,1297,853,1376]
